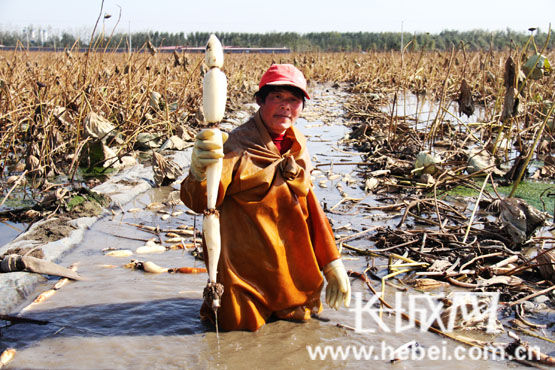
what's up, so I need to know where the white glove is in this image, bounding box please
[190,129,228,181]
[323,259,351,310]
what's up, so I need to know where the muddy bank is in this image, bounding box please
[0,149,192,316]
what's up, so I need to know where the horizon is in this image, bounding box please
[0,0,552,38]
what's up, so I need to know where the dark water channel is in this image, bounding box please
[1,86,542,369]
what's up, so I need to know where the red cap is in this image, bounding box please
[258,64,310,100]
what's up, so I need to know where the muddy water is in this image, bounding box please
[1,87,524,369]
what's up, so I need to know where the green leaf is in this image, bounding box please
[67,195,85,210]
[523,53,551,80]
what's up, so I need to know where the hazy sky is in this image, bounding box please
[0,0,552,36]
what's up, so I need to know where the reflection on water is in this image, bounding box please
[384,92,488,130]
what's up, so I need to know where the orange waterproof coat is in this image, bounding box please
[180,111,340,331]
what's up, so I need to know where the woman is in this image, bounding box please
[181,64,350,331]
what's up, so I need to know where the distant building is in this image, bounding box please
[0,45,291,53]
[159,46,290,53]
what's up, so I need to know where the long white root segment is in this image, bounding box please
[203,69,227,123]
[204,150,222,285]
[202,34,226,309]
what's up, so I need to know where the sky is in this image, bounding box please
[0,0,553,37]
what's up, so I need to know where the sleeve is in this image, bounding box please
[305,188,341,269]
[180,173,209,213]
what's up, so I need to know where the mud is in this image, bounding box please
[19,218,76,243]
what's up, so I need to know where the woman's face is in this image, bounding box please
[257,88,303,136]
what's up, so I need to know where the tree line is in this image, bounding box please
[0,28,552,52]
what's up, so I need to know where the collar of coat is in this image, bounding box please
[223,110,314,198]
[254,110,307,158]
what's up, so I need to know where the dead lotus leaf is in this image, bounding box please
[152,151,182,186]
[466,148,505,176]
[457,78,475,117]
[414,151,442,175]
[150,91,163,111]
[436,298,503,332]
[414,278,449,291]
[427,259,451,272]
[476,275,523,287]
[160,135,187,151]
[537,249,555,282]
[493,198,548,247]
[364,177,379,192]
[84,112,115,142]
